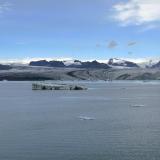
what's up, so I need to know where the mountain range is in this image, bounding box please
[0,58,160,81]
[0,58,160,70]
[29,58,141,69]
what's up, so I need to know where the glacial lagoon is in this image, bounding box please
[0,81,160,160]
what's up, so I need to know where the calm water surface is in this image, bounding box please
[0,81,160,160]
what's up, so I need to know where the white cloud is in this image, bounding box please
[0,2,11,15]
[128,41,137,46]
[107,40,118,49]
[112,0,160,28]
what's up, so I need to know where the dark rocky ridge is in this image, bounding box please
[80,61,110,69]
[30,60,65,67]
[0,64,12,70]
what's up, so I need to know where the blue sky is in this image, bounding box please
[0,0,160,60]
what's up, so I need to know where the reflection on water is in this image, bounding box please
[0,81,160,160]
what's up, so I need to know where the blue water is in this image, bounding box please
[0,81,160,160]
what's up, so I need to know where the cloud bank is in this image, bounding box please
[112,0,160,28]
[0,2,11,14]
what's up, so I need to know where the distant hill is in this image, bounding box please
[0,64,12,70]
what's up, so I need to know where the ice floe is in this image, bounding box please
[78,116,95,120]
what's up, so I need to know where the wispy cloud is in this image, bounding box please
[128,41,137,46]
[107,40,118,49]
[96,43,101,48]
[0,2,12,15]
[112,0,160,29]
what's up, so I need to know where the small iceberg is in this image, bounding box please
[2,79,8,82]
[78,116,95,120]
[131,104,145,108]
[32,82,87,90]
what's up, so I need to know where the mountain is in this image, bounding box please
[29,60,110,69]
[108,58,139,68]
[29,58,140,69]
[80,61,110,69]
[0,64,12,70]
[49,61,65,67]
[29,60,50,66]
[30,60,65,67]
[151,61,160,68]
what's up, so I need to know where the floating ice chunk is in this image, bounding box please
[2,79,8,82]
[131,104,145,108]
[78,116,95,120]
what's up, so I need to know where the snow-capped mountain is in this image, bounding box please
[108,58,139,68]
[63,60,82,66]
[1,57,160,69]
[29,60,110,69]
[135,58,160,68]
[151,61,160,68]
[29,58,141,69]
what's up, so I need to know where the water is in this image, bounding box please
[0,81,160,160]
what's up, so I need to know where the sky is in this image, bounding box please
[0,0,160,61]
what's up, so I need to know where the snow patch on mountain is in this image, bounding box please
[63,60,82,66]
[107,58,139,68]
